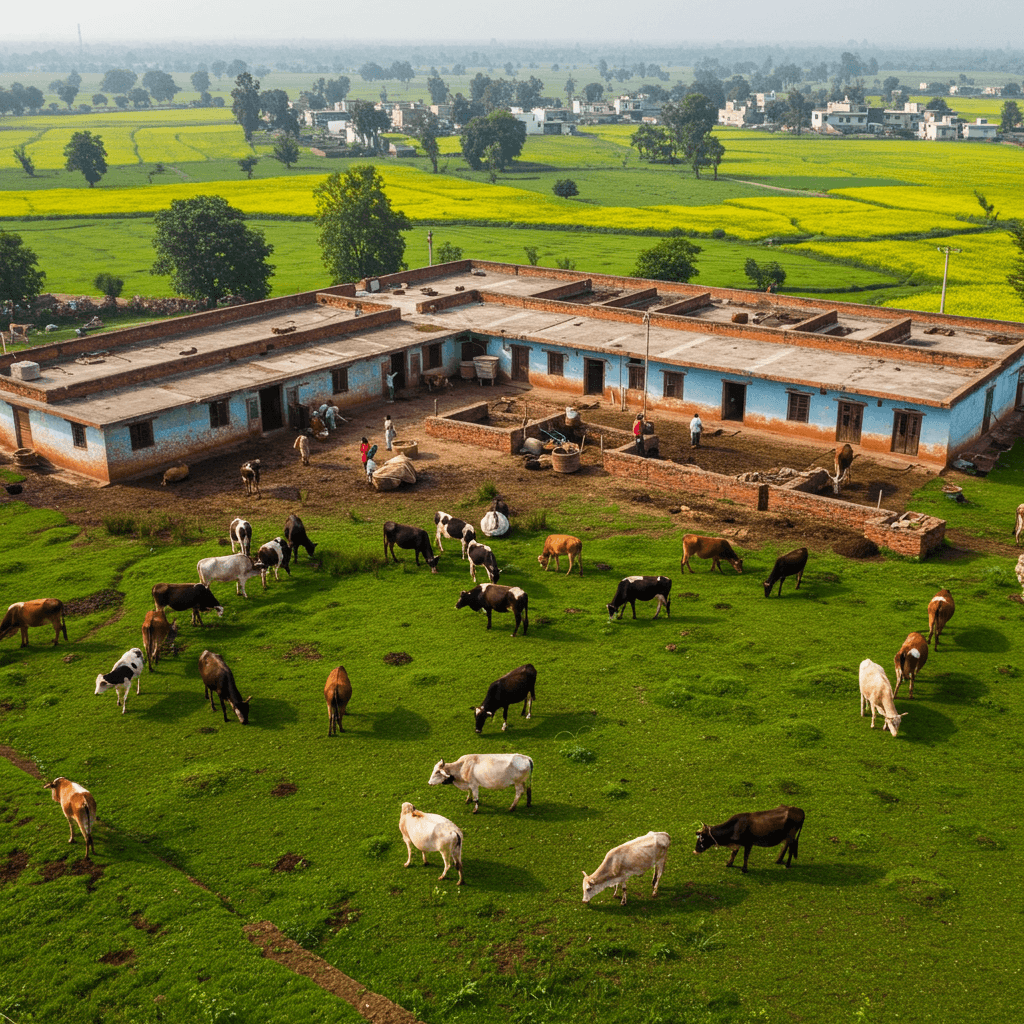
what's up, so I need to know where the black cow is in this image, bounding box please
[466,539,500,584]
[456,584,529,637]
[762,548,808,598]
[284,514,317,562]
[606,576,672,621]
[383,522,439,573]
[229,517,252,556]
[472,663,536,733]
[256,538,292,588]
[198,650,250,724]
[151,583,224,626]
[694,805,805,873]
[435,511,476,559]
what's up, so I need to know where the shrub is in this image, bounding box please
[94,272,124,298]
[553,178,579,198]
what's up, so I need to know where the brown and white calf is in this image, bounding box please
[859,658,907,737]
[44,777,96,855]
[927,588,955,648]
[893,631,929,699]
[582,831,670,905]
[293,434,311,466]
[835,443,854,483]
[240,459,261,498]
[324,666,352,736]
[0,599,67,647]
[694,806,804,873]
[141,608,179,672]
[428,752,533,813]
[399,803,464,884]
[1015,503,1024,546]
[537,534,583,576]
[680,535,743,574]
[229,517,252,556]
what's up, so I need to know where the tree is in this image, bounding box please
[926,96,950,112]
[350,100,391,153]
[142,70,180,104]
[744,258,786,291]
[237,155,258,179]
[564,77,577,103]
[460,110,526,171]
[426,70,449,105]
[12,144,34,177]
[100,69,137,94]
[128,88,151,109]
[151,195,274,307]
[523,245,539,266]
[114,95,130,109]
[272,135,300,168]
[261,89,299,135]
[313,165,411,283]
[515,75,544,109]
[974,190,999,224]
[631,124,675,162]
[1001,100,1022,132]
[94,272,124,298]
[64,132,108,187]
[191,70,211,94]
[92,93,108,107]
[53,77,80,109]
[582,82,604,102]
[324,77,350,104]
[232,73,262,142]
[1007,221,1024,309]
[435,241,463,263]
[410,110,441,173]
[226,60,248,79]
[784,90,810,135]
[0,230,46,307]
[553,178,579,198]
[360,62,386,82]
[662,93,720,179]
[632,237,702,282]
[702,136,725,179]
[210,60,227,80]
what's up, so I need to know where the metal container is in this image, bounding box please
[459,360,477,379]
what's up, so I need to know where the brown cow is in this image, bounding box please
[161,464,189,486]
[893,631,929,699]
[680,535,743,574]
[835,444,854,482]
[325,666,353,736]
[43,777,96,855]
[537,534,583,576]
[927,589,955,648]
[141,608,179,672]
[0,599,68,647]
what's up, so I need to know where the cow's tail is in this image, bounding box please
[451,829,463,869]
[790,818,804,860]
[525,755,534,807]
[59,603,68,642]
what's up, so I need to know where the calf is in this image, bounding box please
[537,534,583,576]
[324,666,352,736]
[229,517,252,556]
[466,539,500,584]
[859,658,907,737]
[893,631,929,699]
[43,777,96,855]
[1015,503,1024,547]
[284,513,317,562]
[293,434,311,466]
[927,588,955,648]
[399,803,464,884]
[383,522,439,573]
[455,584,529,636]
[141,608,179,672]
[472,663,536,733]
[680,535,743,574]
[762,547,808,598]
[241,459,261,498]
[435,511,476,559]
[256,538,292,588]
[9,322,33,340]
[94,647,145,714]
[161,464,189,486]
[199,650,250,724]
[582,831,670,905]
[152,582,223,627]
[428,752,533,813]
[0,598,67,647]
[694,805,804,873]
[606,576,672,621]
[197,553,266,598]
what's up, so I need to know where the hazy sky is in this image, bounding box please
[5,0,1024,49]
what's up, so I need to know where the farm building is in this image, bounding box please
[1,262,1023,484]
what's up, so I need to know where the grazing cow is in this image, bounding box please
[9,323,32,340]
[762,548,808,598]
[94,647,145,714]
[399,803,464,884]
[241,460,262,498]
[472,663,536,733]
[456,584,529,636]
[435,512,476,559]
[859,658,907,737]
[197,553,266,598]
[141,608,179,672]
[680,535,743,575]
[293,434,311,466]
[152,583,223,627]
[229,517,252,556]
[383,522,439,573]
[43,777,96,855]
[1015,503,1024,547]
[0,599,67,647]
[466,539,500,584]
[324,666,352,736]
[694,806,804,873]
[256,538,292,588]
[927,589,955,648]
[198,650,250,724]
[428,752,533,813]
[537,534,583,576]
[161,464,189,486]
[836,443,854,479]
[582,831,670,905]
[284,513,317,562]
[893,631,929,699]
[606,576,672,621]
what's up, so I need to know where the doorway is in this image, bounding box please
[511,345,530,383]
[981,387,995,435]
[13,407,32,448]
[722,381,746,421]
[836,401,863,444]
[389,352,406,390]
[259,386,284,431]
[891,411,922,456]
[584,359,604,396]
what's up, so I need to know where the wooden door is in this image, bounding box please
[836,402,863,443]
[511,345,530,383]
[722,382,746,421]
[584,359,604,396]
[13,407,32,448]
[891,411,922,455]
[981,387,994,435]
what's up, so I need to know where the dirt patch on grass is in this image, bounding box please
[284,644,322,661]
[270,782,298,798]
[63,589,125,617]
[99,949,136,966]
[0,745,42,778]
[326,901,360,932]
[131,913,164,934]
[0,849,30,886]
[273,853,308,872]
[383,652,412,666]
[38,855,105,891]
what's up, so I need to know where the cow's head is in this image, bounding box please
[425,554,439,574]
[693,825,716,855]
[884,710,908,737]
[428,759,454,786]
[233,696,252,725]
[581,870,598,903]
[729,558,744,574]
[471,706,493,733]
[455,592,472,611]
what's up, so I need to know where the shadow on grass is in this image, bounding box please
[942,624,1010,654]
[459,857,544,892]
[925,670,989,705]
[786,861,887,887]
[366,706,431,739]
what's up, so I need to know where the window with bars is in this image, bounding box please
[209,400,230,429]
[627,362,645,391]
[129,421,154,450]
[332,368,349,393]
[547,351,564,376]
[787,392,810,423]
[425,344,442,370]
[663,372,684,399]
[71,422,87,449]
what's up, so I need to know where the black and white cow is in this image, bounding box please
[606,575,672,621]
[472,663,536,733]
[284,514,317,562]
[198,650,250,724]
[256,538,292,588]
[466,539,500,584]
[94,647,145,714]
[240,460,261,498]
[383,522,439,572]
[229,517,252,556]
[152,583,224,626]
[456,584,528,636]
[435,511,477,559]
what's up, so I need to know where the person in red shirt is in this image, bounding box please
[633,413,645,457]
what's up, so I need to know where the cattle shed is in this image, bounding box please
[1,263,1023,484]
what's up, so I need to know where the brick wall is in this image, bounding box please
[864,514,946,558]
[767,486,896,530]
[423,403,567,454]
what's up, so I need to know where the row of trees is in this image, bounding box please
[630,94,724,179]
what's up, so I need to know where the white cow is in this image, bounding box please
[1015,503,1024,547]
[582,831,671,905]
[197,553,266,597]
[94,647,145,713]
[428,753,533,814]
[398,803,464,884]
[859,658,908,737]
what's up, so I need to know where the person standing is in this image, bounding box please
[384,414,396,451]
[360,436,370,474]
[386,371,398,403]
[633,413,645,457]
[690,411,703,448]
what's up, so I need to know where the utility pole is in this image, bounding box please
[642,312,651,419]
[937,246,962,314]
[427,230,433,266]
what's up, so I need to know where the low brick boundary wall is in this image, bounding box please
[423,401,568,455]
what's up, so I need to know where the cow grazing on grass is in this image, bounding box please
[893,631,929,699]
[680,535,743,574]
[284,514,317,562]
[324,666,352,736]
[456,584,529,636]
[466,539,500,584]
[399,803,464,884]
[0,599,67,647]
[763,548,808,598]
[435,512,476,559]
[197,553,265,598]
[606,576,672,621]
[94,647,145,713]
[43,777,96,855]
[472,663,536,733]
[383,522,439,572]
[537,534,583,576]
[694,806,804,873]
[9,323,32,340]
[428,752,533,813]
[582,831,670,905]
[835,443,855,490]
[241,460,261,498]
[161,464,189,486]
[927,589,955,648]
[199,650,250,724]
[152,583,223,627]
[229,518,252,556]
[859,658,907,737]
[141,608,179,672]
[256,538,291,588]
[1015,503,1024,547]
